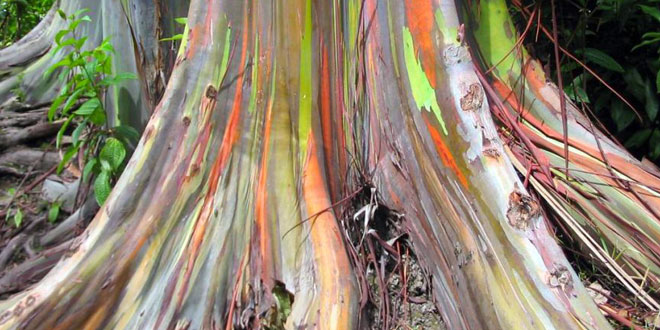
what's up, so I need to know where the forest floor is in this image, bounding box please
[0,101,98,299]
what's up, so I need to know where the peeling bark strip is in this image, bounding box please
[0,0,656,329]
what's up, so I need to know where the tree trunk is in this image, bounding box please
[0,0,658,329]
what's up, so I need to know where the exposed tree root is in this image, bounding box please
[0,149,58,174]
[0,121,62,151]
[37,197,97,247]
[0,109,46,129]
[0,238,71,297]
[0,234,27,272]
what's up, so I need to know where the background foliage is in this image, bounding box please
[514,0,660,162]
[0,0,54,47]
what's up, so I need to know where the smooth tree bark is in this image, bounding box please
[0,0,658,329]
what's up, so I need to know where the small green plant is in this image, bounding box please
[47,201,61,223]
[3,188,23,228]
[159,17,187,42]
[45,9,136,205]
[10,72,26,102]
[261,283,294,329]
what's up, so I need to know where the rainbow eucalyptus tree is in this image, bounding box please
[1,0,659,329]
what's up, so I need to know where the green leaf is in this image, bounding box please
[48,94,67,121]
[651,131,660,159]
[656,70,660,94]
[581,48,624,73]
[73,8,90,18]
[174,17,188,25]
[44,57,71,78]
[560,61,580,73]
[83,158,98,183]
[632,38,660,51]
[61,88,84,116]
[624,69,646,102]
[74,36,88,50]
[103,58,113,75]
[101,72,137,85]
[98,39,115,53]
[55,29,70,44]
[94,170,111,205]
[56,115,75,148]
[645,80,659,120]
[625,128,652,148]
[57,9,66,20]
[611,100,635,132]
[48,202,61,223]
[89,106,106,125]
[57,37,77,48]
[160,34,183,42]
[114,72,137,81]
[639,5,660,23]
[71,121,87,145]
[100,159,112,172]
[642,32,660,39]
[114,125,140,144]
[99,137,126,171]
[74,98,101,115]
[594,94,611,114]
[564,74,590,103]
[57,144,79,174]
[268,283,293,328]
[13,208,23,228]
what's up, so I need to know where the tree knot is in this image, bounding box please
[205,84,218,99]
[443,45,470,66]
[454,242,473,268]
[506,189,540,230]
[547,264,574,294]
[460,83,484,112]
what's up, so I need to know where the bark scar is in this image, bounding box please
[506,189,540,230]
[548,264,575,295]
[205,84,218,99]
[460,83,484,112]
[454,242,473,268]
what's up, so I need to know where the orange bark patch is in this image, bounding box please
[255,89,274,285]
[423,115,468,188]
[303,134,355,329]
[404,0,437,88]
